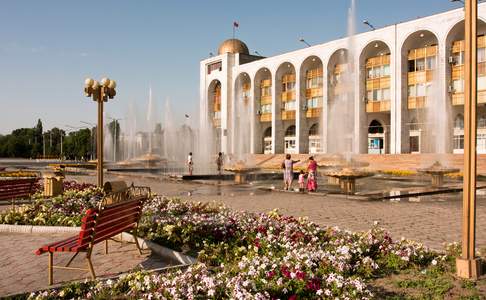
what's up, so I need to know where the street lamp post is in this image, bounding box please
[84,77,117,187]
[456,0,483,279]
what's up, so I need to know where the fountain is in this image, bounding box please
[417,161,459,187]
[323,167,373,194]
[224,160,261,184]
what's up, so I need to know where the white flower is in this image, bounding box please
[431,259,437,266]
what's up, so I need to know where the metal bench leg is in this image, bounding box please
[86,248,96,280]
[132,229,143,255]
[48,252,54,285]
[65,252,79,267]
[105,239,108,254]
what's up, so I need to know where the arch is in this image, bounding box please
[276,62,297,113]
[262,126,272,154]
[207,79,222,126]
[309,123,319,136]
[233,72,252,156]
[254,68,272,154]
[263,126,272,138]
[368,119,384,134]
[285,125,296,137]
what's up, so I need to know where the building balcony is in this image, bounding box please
[260,95,272,105]
[366,100,390,113]
[305,88,323,98]
[260,113,272,122]
[281,110,296,120]
[452,62,486,80]
[306,108,321,118]
[408,96,427,109]
[452,90,486,105]
[407,45,437,60]
[408,70,434,85]
[366,77,390,90]
[281,91,295,101]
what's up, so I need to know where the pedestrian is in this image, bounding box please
[187,152,194,175]
[216,152,224,175]
[298,170,306,193]
[306,156,318,192]
[282,154,300,191]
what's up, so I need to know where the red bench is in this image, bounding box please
[35,196,146,285]
[0,178,38,201]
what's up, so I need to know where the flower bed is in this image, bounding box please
[0,183,101,226]
[3,194,453,299]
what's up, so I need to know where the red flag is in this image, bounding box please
[233,21,239,28]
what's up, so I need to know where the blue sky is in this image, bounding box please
[0,0,462,134]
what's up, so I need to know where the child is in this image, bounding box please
[298,170,305,193]
[307,170,317,192]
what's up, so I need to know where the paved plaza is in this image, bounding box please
[73,173,486,251]
[1,173,485,296]
[0,231,169,296]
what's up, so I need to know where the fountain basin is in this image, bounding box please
[417,161,459,187]
[323,168,373,194]
[224,161,261,184]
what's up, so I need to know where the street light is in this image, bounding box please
[108,117,123,162]
[451,0,465,4]
[363,20,376,31]
[299,38,311,47]
[84,77,117,187]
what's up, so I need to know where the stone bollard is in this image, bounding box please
[43,174,64,197]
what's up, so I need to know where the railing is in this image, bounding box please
[306,108,321,118]
[408,96,427,109]
[366,77,390,90]
[281,91,295,101]
[281,110,296,120]
[407,70,434,85]
[452,90,486,105]
[366,100,391,112]
[260,113,272,122]
[305,88,322,98]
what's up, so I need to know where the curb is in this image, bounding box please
[0,224,80,234]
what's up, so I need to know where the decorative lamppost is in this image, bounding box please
[84,77,117,187]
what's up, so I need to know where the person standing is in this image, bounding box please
[298,170,306,193]
[187,152,193,175]
[282,154,300,190]
[216,152,224,175]
[306,156,318,192]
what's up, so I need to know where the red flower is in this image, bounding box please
[288,295,297,300]
[296,270,306,280]
[280,266,291,278]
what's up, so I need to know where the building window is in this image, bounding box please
[260,104,271,114]
[207,61,222,74]
[410,136,419,153]
[284,101,296,111]
[478,48,486,63]
[307,97,321,108]
[454,135,464,150]
[282,81,295,92]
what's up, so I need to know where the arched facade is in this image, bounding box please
[200,4,486,156]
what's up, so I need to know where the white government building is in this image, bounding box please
[200,4,486,155]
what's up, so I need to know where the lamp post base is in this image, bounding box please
[456,257,483,279]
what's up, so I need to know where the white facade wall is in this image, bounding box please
[200,4,486,155]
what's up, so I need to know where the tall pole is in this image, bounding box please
[114,120,117,162]
[97,97,104,187]
[457,0,482,279]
